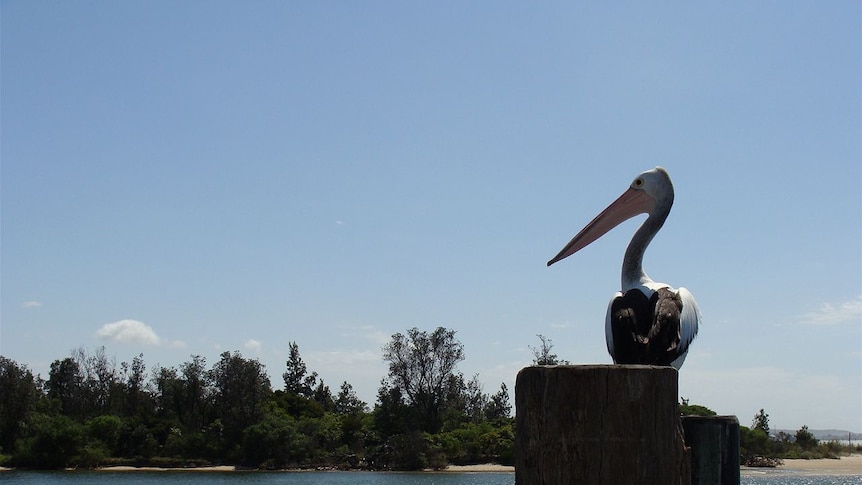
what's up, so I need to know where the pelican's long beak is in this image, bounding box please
[547,187,655,266]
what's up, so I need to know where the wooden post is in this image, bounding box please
[515,365,690,485]
[680,416,740,485]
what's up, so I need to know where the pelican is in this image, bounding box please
[547,167,700,369]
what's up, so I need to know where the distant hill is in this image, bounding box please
[773,428,861,441]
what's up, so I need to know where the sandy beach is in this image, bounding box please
[742,454,862,476]
[450,457,862,476]
[96,465,238,472]
[3,456,858,476]
[101,464,518,473]
[445,457,862,476]
[441,463,514,472]
[94,464,516,473]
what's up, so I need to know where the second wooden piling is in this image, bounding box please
[681,415,740,485]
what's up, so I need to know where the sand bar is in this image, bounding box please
[442,463,514,472]
[743,454,861,476]
[97,465,238,472]
[446,456,862,475]
[2,456,858,476]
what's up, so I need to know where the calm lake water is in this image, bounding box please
[1,471,860,485]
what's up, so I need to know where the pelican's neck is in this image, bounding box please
[621,199,672,291]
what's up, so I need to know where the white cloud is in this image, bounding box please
[94,319,185,348]
[799,295,862,325]
[244,339,262,353]
[96,319,161,345]
[21,300,43,308]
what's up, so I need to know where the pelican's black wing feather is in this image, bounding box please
[609,287,683,366]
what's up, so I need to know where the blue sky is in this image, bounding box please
[2,2,860,431]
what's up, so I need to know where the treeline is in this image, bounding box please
[0,327,514,470]
[739,408,861,465]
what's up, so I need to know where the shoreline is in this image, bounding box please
[742,454,862,477]
[439,463,514,472]
[89,464,518,473]
[2,455,859,476]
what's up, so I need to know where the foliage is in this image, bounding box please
[794,425,817,451]
[6,343,856,471]
[752,408,770,435]
[241,406,299,467]
[436,420,515,465]
[283,342,316,398]
[740,409,843,466]
[381,327,465,433]
[485,383,512,422]
[86,415,123,456]
[209,351,272,454]
[0,356,40,453]
[12,413,85,468]
[0,327,516,470]
[529,334,569,365]
[740,425,772,464]
[679,398,716,417]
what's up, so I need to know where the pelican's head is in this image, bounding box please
[547,166,674,266]
[629,166,674,207]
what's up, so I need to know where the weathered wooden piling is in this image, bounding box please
[681,415,740,485]
[515,365,691,485]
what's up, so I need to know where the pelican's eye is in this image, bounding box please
[632,178,644,188]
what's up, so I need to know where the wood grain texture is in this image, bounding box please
[515,365,690,485]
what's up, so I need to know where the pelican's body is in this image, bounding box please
[548,167,700,369]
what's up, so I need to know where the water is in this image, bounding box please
[742,476,861,485]
[1,471,860,485]
[0,471,862,485]
[0,471,513,485]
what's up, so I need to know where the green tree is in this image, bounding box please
[739,425,771,461]
[120,353,151,417]
[241,406,300,468]
[209,351,272,452]
[46,357,87,420]
[335,381,367,415]
[43,347,125,421]
[795,425,817,451]
[272,389,325,420]
[438,373,474,427]
[152,365,182,425]
[283,341,317,397]
[484,383,512,422]
[180,355,210,431]
[461,375,488,424]
[79,347,117,415]
[752,409,770,435]
[125,422,158,458]
[382,327,465,433]
[679,398,717,417]
[372,381,409,438]
[12,413,85,468]
[152,355,212,436]
[530,335,569,365]
[0,356,41,453]
[311,380,335,412]
[336,387,368,453]
[85,414,123,456]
